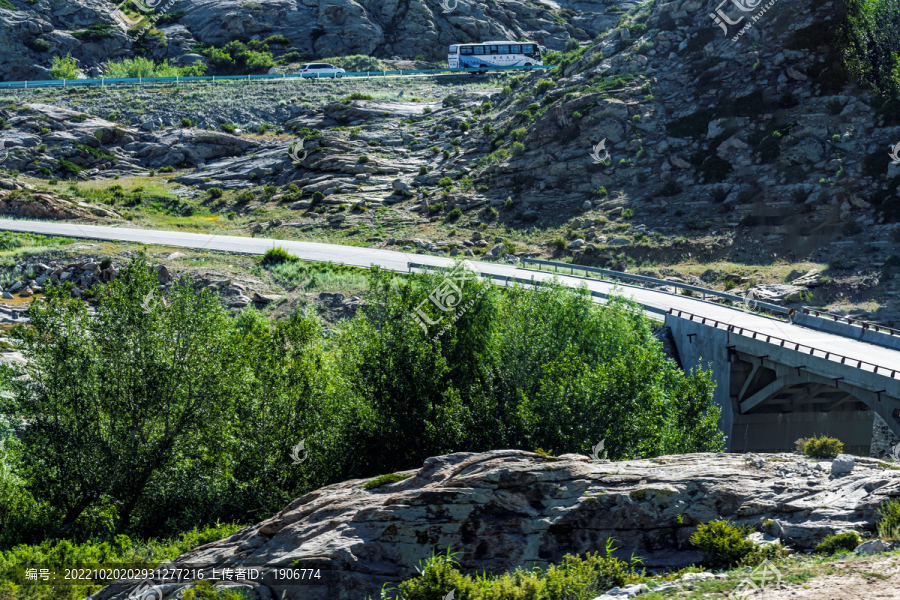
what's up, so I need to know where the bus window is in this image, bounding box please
[473,45,485,55]
[460,46,473,55]
[498,45,509,54]
[449,46,458,54]
[521,44,533,54]
[510,45,521,54]
[488,45,498,54]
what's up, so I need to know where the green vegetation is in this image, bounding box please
[105,57,207,78]
[840,0,900,96]
[200,40,275,75]
[49,54,79,80]
[798,435,844,458]
[396,541,642,600]
[363,473,412,490]
[877,499,900,539]
[814,532,860,554]
[263,259,368,292]
[0,257,724,549]
[689,520,757,569]
[321,55,389,72]
[208,187,224,199]
[260,247,298,266]
[71,24,115,42]
[0,523,241,599]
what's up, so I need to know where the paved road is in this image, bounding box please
[2,219,899,373]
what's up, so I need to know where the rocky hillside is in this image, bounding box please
[0,0,619,80]
[89,450,900,600]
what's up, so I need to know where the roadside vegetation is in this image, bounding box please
[0,253,723,552]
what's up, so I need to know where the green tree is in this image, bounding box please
[10,253,241,531]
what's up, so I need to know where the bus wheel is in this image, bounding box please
[524,63,533,69]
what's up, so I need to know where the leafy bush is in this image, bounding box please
[621,208,634,218]
[446,208,462,220]
[342,92,374,103]
[57,158,82,177]
[878,499,900,539]
[535,79,555,95]
[690,520,757,569]
[840,0,900,96]
[105,57,207,78]
[397,540,642,600]
[814,532,860,554]
[802,435,844,458]
[438,177,453,188]
[50,54,79,80]
[321,55,389,72]
[221,123,236,134]
[208,187,224,199]
[358,155,370,164]
[551,237,567,250]
[261,247,298,266]
[511,141,526,157]
[592,186,608,196]
[201,40,274,75]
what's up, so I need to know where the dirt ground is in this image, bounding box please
[765,554,900,599]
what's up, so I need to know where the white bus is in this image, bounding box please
[448,41,545,70]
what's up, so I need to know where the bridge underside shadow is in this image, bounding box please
[666,315,900,454]
[728,351,881,454]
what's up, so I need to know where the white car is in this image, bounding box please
[299,63,346,78]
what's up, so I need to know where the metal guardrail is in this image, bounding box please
[520,257,790,316]
[801,307,900,337]
[408,261,667,317]
[0,65,556,91]
[669,309,899,379]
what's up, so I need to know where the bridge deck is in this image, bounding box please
[1,220,898,374]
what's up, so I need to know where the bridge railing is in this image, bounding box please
[519,257,790,317]
[0,65,557,91]
[669,308,899,379]
[406,261,668,316]
[801,307,900,337]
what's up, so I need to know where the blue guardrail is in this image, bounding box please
[0,65,557,91]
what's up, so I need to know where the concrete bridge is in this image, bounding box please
[0,219,898,456]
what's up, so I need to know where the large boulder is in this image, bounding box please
[91,451,900,600]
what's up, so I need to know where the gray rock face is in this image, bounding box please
[91,451,900,600]
[832,454,856,476]
[855,539,885,555]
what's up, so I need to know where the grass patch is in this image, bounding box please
[363,473,411,490]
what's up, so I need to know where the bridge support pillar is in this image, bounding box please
[664,314,735,451]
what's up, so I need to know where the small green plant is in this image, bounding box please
[208,187,224,199]
[482,123,494,135]
[877,499,900,540]
[459,121,470,132]
[181,117,195,128]
[442,149,450,159]
[358,155,370,163]
[50,54,80,80]
[814,532,860,554]
[364,473,412,490]
[802,435,843,459]
[419,165,429,175]
[592,186,608,197]
[621,208,634,218]
[551,237,567,250]
[511,141,526,157]
[446,208,463,220]
[438,177,453,188]
[226,211,236,220]
[689,520,757,569]
[261,247,298,266]
[533,448,556,459]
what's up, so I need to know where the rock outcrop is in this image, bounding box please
[91,450,900,600]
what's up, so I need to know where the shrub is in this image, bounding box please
[446,208,462,220]
[690,520,757,569]
[592,186,608,196]
[459,121,470,132]
[419,165,429,175]
[814,532,860,554]
[511,141,526,157]
[311,191,325,205]
[535,80,555,95]
[358,155,369,163]
[208,187,224,199]
[442,149,450,159]
[511,127,528,142]
[50,54,79,80]
[261,247,298,266]
[802,435,843,458]
[551,237,567,250]
[877,499,900,539]
[621,208,634,218]
[482,123,494,135]
[57,158,82,177]
[181,118,195,128]
[221,123,236,134]
[397,540,641,600]
[438,177,453,188]
[32,37,52,52]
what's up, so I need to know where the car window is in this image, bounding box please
[299,64,309,69]
[323,64,335,69]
